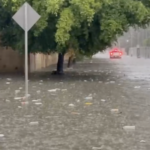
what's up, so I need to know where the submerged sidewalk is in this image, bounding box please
[0,57,150,150]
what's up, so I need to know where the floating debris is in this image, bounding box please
[19,87,23,90]
[92,146,103,150]
[32,99,41,102]
[29,122,39,125]
[85,97,93,100]
[134,86,141,89]
[0,134,4,137]
[85,103,93,105]
[6,82,10,84]
[34,102,42,105]
[101,99,106,102]
[14,97,22,100]
[111,109,119,113]
[123,126,135,131]
[48,89,59,92]
[140,140,146,143]
[69,104,75,107]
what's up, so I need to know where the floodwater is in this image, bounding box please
[0,54,150,150]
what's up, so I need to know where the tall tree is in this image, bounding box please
[1,0,150,73]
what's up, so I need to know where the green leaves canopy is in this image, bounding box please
[1,0,150,55]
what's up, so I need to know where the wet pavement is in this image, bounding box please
[0,54,150,150]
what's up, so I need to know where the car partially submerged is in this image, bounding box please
[109,48,123,59]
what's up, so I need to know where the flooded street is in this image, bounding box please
[0,54,150,150]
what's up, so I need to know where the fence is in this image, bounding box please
[0,46,71,73]
[128,47,150,58]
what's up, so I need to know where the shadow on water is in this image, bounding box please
[29,58,117,82]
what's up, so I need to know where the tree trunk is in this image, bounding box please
[56,53,64,74]
[67,55,76,68]
[67,56,72,68]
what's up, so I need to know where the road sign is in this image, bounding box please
[12,2,40,31]
[12,2,41,98]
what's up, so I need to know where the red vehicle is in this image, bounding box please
[109,48,123,59]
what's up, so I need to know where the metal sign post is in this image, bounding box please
[12,2,40,98]
[25,3,28,98]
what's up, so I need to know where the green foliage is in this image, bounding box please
[0,0,150,56]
